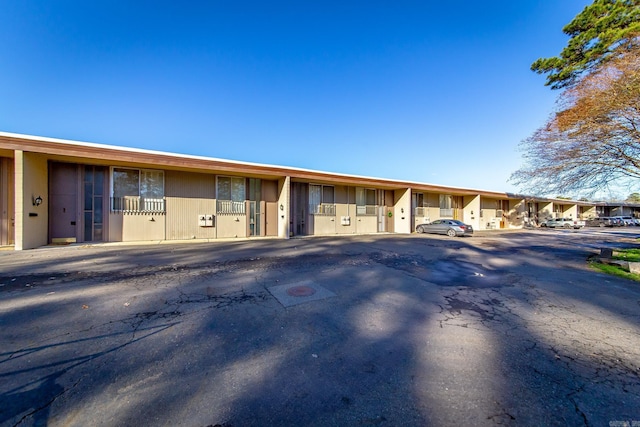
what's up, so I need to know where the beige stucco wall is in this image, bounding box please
[412,193,440,229]
[423,207,440,222]
[217,215,247,238]
[165,171,217,240]
[538,202,553,219]
[480,198,499,229]
[508,199,525,228]
[563,204,579,218]
[393,188,411,234]
[15,151,48,250]
[463,195,481,230]
[580,205,597,219]
[122,213,165,241]
[334,187,357,234]
[476,198,525,229]
[166,196,217,239]
[355,215,377,233]
[311,215,336,235]
[415,191,478,228]
[335,186,356,235]
[335,209,357,234]
[303,185,386,236]
[108,213,122,241]
[109,213,165,242]
[278,177,290,238]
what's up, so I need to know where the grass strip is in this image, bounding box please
[612,248,640,262]
[589,260,640,281]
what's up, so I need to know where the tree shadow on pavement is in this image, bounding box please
[1,233,639,425]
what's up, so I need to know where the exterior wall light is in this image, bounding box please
[32,195,43,206]
[280,204,284,211]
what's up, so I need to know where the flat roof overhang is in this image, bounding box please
[1,131,516,199]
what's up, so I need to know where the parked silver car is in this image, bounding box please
[606,217,624,226]
[416,219,473,237]
[612,216,636,226]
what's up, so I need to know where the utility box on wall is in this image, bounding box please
[199,214,214,227]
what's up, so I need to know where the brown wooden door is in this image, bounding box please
[266,201,277,236]
[291,182,308,236]
[262,180,278,236]
[49,163,78,241]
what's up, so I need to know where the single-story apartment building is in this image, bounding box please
[0,131,637,250]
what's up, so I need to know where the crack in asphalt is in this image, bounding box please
[11,374,83,427]
[2,239,640,426]
[3,322,177,425]
[436,280,640,426]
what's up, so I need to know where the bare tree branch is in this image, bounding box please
[512,46,640,197]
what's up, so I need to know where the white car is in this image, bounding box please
[540,218,585,229]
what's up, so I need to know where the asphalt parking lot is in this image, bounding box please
[1,229,640,426]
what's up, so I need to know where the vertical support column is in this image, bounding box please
[509,199,526,227]
[393,187,411,234]
[15,151,49,250]
[581,204,597,219]
[14,151,24,250]
[463,195,481,230]
[565,204,579,218]
[539,201,553,219]
[278,176,290,239]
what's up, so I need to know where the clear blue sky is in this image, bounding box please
[0,1,591,193]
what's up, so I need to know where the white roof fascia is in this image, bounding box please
[0,130,512,197]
